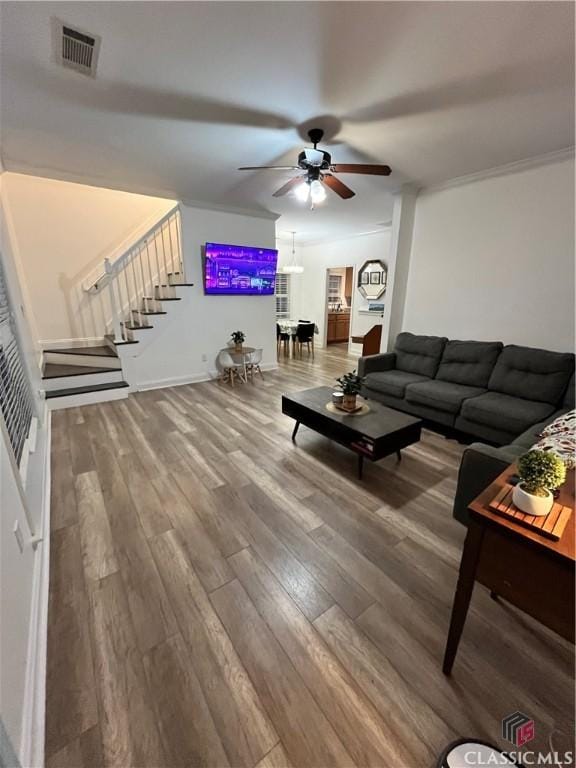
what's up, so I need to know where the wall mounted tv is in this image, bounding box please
[204,242,278,295]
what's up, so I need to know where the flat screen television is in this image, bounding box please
[204,242,278,295]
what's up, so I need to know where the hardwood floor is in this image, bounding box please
[46,345,574,767]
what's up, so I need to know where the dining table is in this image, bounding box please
[277,320,319,357]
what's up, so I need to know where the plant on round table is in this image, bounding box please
[512,449,566,516]
[231,330,246,351]
[336,370,365,410]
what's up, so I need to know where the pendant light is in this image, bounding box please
[282,231,304,274]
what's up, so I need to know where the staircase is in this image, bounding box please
[41,206,193,409]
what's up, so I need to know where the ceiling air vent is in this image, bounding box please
[52,19,101,77]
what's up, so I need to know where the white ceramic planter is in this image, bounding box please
[512,483,553,517]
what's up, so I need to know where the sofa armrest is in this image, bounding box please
[358,352,396,378]
[452,442,523,527]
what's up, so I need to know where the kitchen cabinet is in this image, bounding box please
[327,312,351,344]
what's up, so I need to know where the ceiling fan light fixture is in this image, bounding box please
[310,179,326,204]
[294,181,310,202]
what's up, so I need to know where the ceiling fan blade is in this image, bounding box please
[238,166,300,171]
[331,163,391,176]
[323,174,355,199]
[272,176,306,197]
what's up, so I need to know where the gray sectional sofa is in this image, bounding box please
[358,332,574,527]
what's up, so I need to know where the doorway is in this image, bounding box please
[324,266,354,348]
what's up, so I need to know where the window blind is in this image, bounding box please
[0,258,35,465]
[275,273,291,319]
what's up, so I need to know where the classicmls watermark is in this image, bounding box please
[502,711,535,748]
[460,713,574,765]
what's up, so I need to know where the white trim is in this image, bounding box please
[19,410,51,768]
[45,385,130,410]
[38,337,105,350]
[135,362,279,392]
[424,146,575,193]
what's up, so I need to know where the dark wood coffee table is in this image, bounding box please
[282,386,422,479]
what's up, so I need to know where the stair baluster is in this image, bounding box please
[86,206,184,342]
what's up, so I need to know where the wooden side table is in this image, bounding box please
[351,324,382,356]
[443,465,575,675]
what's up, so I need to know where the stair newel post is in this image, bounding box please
[130,250,144,328]
[137,244,148,318]
[144,239,154,311]
[160,220,169,288]
[105,258,124,343]
[122,258,131,333]
[167,213,177,281]
[153,233,163,300]
[175,209,184,280]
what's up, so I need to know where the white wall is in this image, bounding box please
[403,156,575,351]
[1,173,176,346]
[284,231,392,352]
[122,204,277,388]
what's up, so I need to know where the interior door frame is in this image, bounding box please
[322,265,357,349]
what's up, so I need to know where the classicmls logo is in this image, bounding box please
[502,711,535,747]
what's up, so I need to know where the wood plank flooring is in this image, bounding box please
[46,345,574,767]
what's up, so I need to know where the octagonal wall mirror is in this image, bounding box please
[357,259,387,300]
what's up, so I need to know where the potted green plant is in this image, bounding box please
[512,449,566,516]
[230,330,245,353]
[336,370,364,411]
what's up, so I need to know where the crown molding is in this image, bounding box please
[422,146,575,194]
[297,225,392,248]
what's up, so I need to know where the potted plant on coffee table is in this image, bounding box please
[512,449,566,516]
[336,370,365,411]
[230,330,246,353]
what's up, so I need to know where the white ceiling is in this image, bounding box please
[1,1,574,242]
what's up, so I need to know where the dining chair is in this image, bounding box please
[295,322,315,360]
[276,322,291,358]
[246,348,264,381]
[219,349,246,386]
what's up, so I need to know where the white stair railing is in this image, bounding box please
[84,206,184,343]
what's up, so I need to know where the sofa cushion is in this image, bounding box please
[461,392,555,435]
[563,373,575,409]
[364,370,429,399]
[436,340,503,387]
[405,380,486,414]
[488,345,574,405]
[394,332,447,378]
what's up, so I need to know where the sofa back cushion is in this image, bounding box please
[436,340,503,387]
[488,345,575,404]
[394,332,447,378]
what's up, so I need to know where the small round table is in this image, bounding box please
[220,346,255,362]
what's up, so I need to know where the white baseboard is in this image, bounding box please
[135,362,278,392]
[19,410,51,768]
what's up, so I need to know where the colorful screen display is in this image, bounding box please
[204,242,278,295]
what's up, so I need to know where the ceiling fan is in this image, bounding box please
[238,128,391,205]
